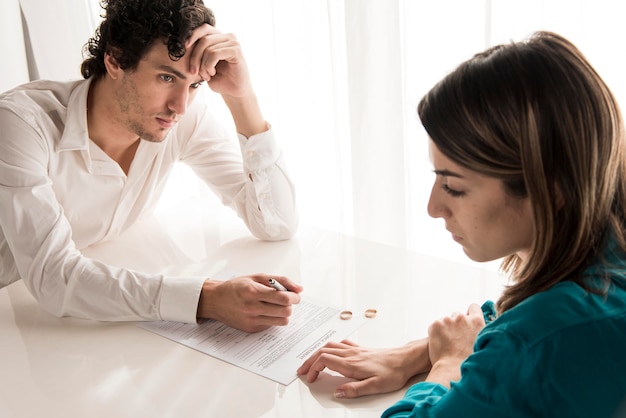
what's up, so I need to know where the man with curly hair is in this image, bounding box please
[0,0,302,333]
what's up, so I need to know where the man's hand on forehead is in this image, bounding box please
[183,23,253,98]
[184,24,226,77]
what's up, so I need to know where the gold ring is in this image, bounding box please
[364,309,377,318]
[339,310,353,320]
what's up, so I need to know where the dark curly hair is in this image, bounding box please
[81,0,215,79]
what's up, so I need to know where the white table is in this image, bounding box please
[0,197,507,418]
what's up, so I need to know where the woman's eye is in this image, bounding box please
[443,184,465,197]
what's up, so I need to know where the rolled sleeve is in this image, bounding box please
[239,127,298,240]
[181,112,298,241]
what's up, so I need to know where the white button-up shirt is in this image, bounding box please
[0,79,297,323]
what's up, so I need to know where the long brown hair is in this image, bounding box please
[418,31,626,312]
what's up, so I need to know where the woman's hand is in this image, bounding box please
[298,338,431,398]
[425,303,485,387]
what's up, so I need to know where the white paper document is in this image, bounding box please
[139,298,367,385]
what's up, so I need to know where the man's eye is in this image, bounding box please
[443,184,465,197]
[160,75,174,82]
[190,81,204,89]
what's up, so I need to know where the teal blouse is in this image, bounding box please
[383,240,626,418]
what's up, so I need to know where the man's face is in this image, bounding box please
[113,41,204,142]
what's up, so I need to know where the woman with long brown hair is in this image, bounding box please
[299,31,626,417]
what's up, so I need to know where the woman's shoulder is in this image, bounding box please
[474,281,626,415]
[484,280,626,347]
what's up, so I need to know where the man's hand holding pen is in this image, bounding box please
[197,275,303,333]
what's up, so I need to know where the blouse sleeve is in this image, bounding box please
[382,326,544,418]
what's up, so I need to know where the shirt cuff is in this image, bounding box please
[158,276,206,323]
[238,125,281,171]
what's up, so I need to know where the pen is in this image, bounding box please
[268,278,288,291]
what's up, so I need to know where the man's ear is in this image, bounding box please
[104,50,123,80]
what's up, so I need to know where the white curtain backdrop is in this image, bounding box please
[3,0,626,269]
[0,0,30,93]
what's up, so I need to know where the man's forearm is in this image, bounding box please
[223,93,267,138]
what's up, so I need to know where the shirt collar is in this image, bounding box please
[56,78,93,152]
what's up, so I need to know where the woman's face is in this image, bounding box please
[427,140,534,262]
